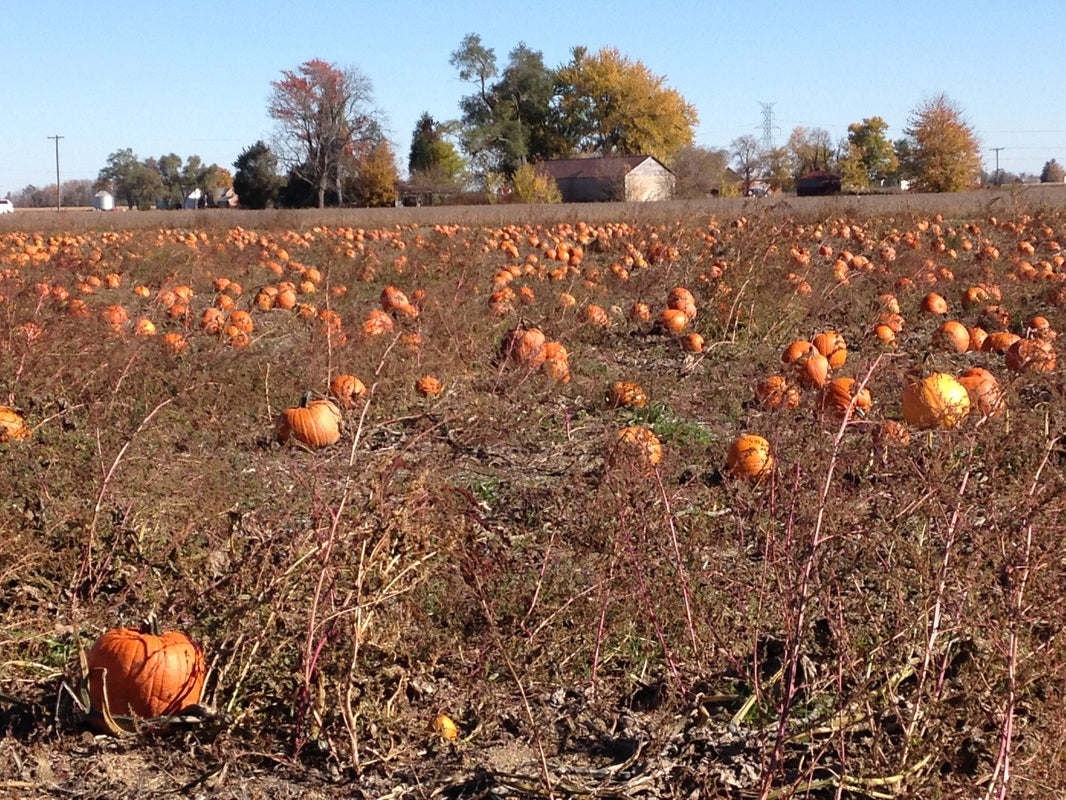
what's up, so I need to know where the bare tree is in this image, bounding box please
[268,59,382,207]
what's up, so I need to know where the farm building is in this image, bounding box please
[795,170,842,197]
[536,155,675,202]
[91,190,114,211]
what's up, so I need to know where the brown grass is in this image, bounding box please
[2,190,1066,797]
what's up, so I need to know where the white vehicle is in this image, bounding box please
[0,199,14,214]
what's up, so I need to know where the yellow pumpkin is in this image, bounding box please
[902,373,970,429]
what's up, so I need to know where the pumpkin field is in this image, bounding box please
[3,191,1066,797]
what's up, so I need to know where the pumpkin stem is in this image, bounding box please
[300,389,315,408]
[141,613,162,637]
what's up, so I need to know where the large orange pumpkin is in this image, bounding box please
[86,626,205,730]
[902,373,971,429]
[276,394,342,448]
[726,434,773,480]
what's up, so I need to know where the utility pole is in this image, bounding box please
[991,147,1004,186]
[48,134,64,210]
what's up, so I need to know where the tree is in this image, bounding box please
[348,139,399,207]
[408,113,465,184]
[555,46,698,162]
[96,148,163,209]
[901,94,981,192]
[787,126,836,178]
[1041,159,1065,183]
[511,163,561,203]
[268,58,382,208]
[233,141,284,209]
[451,35,560,177]
[730,135,763,193]
[841,117,898,189]
[670,145,732,199]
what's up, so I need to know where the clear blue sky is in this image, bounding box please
[3,0,1063,196]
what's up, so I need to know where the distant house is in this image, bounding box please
[795,170,842,197]
[183,188,203,209]
[213,187,239,208]
[536,155,676,202]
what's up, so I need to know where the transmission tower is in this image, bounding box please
[759,102,779,151]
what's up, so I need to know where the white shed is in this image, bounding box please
[92,190,114,211]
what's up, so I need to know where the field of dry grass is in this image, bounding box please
[3,188,1066,798]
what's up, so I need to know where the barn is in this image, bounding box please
[795,170,842,197]
[536,155,675,203]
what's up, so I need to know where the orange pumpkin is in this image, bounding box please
[415,375,443,397]
[613,426,663,467]
[932,320,970,353]
[0,406,30,442]
[657,308,689,334]
[501,326,547,367]
[86,625,205,731]
[667,287,697,320]
[608,381,648,409]
[755,375,800,411]
[957,367,1005,417]
[726,434,773,480]
[329,374,367,409]
[1004,337,1056,373]
[276,394,342,448]
[820,377,872,419]
[812,330,847,370]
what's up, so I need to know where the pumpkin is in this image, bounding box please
[932,320,970,353]
[902,373,971,429]
[795,351,830,389]
[1004,337,1056,374]
[726,434,773,480]
[957,367,1005,417]
[680,332,704,353]
[433,712,459,741]
[613,426,663,467]
[981,330,1021,355]
[276,393,342,448]
[755,375,800,411]
[820,377,872,419]
[608,381,648,409]
[541,341,570,383]
[667,287,697,320]
[415,375,443,397]
[812,330,847,369]
[0,406,30,442]
[329,374,367,409]
[873,419,911,448]
[920,292,948,314]
[657,308,689,334]
[86,625,205,730]
[502,326,547,367]
[781,339,814,364]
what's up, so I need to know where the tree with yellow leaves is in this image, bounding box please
[555,47,698,163]
[901,94,981,193]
